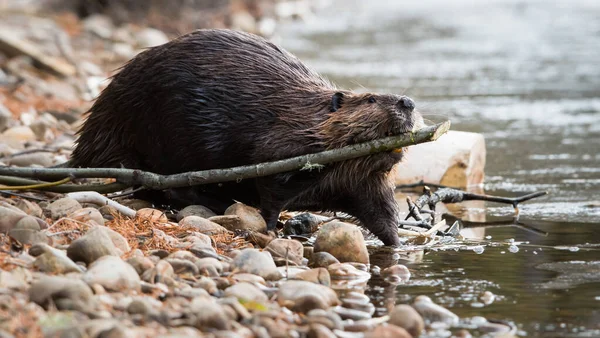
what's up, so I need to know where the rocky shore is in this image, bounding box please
[0,2,511,337]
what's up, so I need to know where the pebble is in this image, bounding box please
[480,291,496,305]
[332,306,371,321]
[0,269,28,290]
[83,256,141,292]
[308,323,337,338]
[389,304,424,338]
[142,260,175,285]
[14,215,45,230]
[231,248,280,280]
[126,256,155,275]
[277,280,340,313]
[136,208,168,222]
[313,221,369,264]
[308,252,340,268]
[32,243,83,274]
[165,258,199,277]
[67,207,105,226]
[9,228,49,245]
[0,205,28,232]
[265,238,304,266]
[328,263,371,281]
[229,273,266,285]
[83,14,113,39]
[195,257,224,277]
[180,215,229,235]
[15,199,43,218]
[176,205,217,221]
[364,324,412,338]
[47,197,82,220]
[135,27,169,48]
[381,264,411,283]
[224,282,268,303]
[306,309,344,331]
[221,202,266,232]
[67,226,120,265]
[7,152,54,167]
[189,297,231,330]
[413,295,459,326]
[291,268,331,286]
[29,275,95,313]
[0,126,36,148]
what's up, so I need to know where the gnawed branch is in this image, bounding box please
[0,121,450,192]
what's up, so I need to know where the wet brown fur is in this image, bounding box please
[70,29,419,246]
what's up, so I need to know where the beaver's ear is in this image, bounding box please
[330,92,344,112]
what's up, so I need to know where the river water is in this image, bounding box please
[276,0,600,336]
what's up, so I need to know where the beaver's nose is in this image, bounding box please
[398,96,415,112]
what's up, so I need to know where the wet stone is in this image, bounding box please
[332,306,372,321]
[413,295,459,326]
[313,221,369,264]
[308,252,340,269]
[306,309,344,331]
[277,280,340,313]
[364,324,412,338]
[291,267,331,286]
[328,263,371,281]
[381,264,411,283]
[389,304,424,338]
[340,298,374,315]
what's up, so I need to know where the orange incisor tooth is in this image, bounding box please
[393,148,403,153]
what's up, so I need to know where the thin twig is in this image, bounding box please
[0,177,71,190]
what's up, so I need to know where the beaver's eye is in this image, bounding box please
[368,97,376,104]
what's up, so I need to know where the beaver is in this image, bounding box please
[70,29,420,246]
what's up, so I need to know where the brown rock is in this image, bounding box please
[67,226,120,265]
[277,280,339,313]
[67,207,105,226]
[47,198,82,220]
[223,202,267,232]
[291,268,331,286]
[180,215,229,235]
[389,304,424,337]
[313,221,369,264]
[308,252,340,268]
[15,199,43,218]
[136,208,168,222]
[364,324,412,338]
[176,205,217,221]
[265,238,304,266]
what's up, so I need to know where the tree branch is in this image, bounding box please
[0,121,450,191]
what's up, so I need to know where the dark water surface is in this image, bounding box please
[276,1,600,336]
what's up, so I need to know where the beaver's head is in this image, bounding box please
[317,92,422,149]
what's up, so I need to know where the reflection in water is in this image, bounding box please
[277,0,600,336]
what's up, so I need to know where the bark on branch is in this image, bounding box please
[0,121,450,191]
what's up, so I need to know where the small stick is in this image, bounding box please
[0,122,451,190]
[66,191,136,217]
[0,177,71,190]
